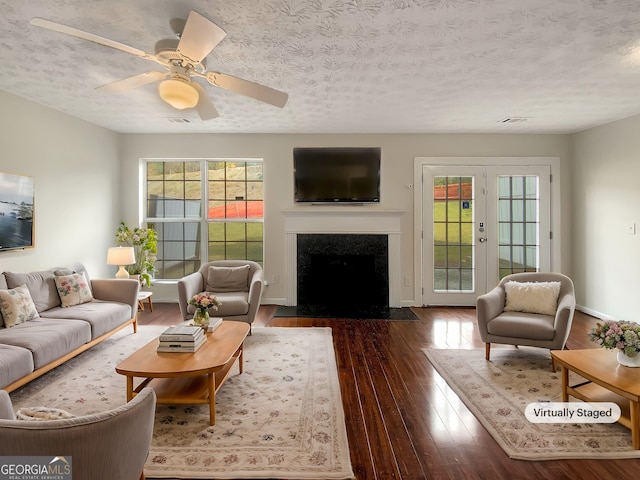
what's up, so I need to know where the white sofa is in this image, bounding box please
[0,263,139,392]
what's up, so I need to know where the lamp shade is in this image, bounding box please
[158,78,199,109]
[107,247,135,279]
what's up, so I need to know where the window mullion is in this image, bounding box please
[202,159,209,265]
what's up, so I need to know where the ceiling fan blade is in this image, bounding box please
[205,72,288,108]
[192,82,219,120]
[177,11,226,64]
[96,71,169,94]
[30,18,156,61]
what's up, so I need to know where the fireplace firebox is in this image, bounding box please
[297,234,389,312]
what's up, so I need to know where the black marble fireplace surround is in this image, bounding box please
[296,233,389,316]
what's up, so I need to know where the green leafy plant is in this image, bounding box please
[588,320,640,357]
[115,222,157,287]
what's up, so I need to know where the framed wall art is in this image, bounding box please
[0,172,34,251]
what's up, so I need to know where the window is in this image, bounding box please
[145,159,263,279]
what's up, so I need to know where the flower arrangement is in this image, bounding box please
[115,222,158,287]
[188,292,222,313]
[588,320,640,357]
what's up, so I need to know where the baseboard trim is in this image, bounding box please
[576,304,617,320]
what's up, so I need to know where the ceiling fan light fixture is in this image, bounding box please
[158,78,199,109]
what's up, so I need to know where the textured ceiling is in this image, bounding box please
[2,0,640,134]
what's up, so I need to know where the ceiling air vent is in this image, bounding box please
[498,117,530,124]
[166,117,191,123]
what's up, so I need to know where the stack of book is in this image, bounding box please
[157,325,205,353]
[206,317,223,333]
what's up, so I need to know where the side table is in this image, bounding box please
[138,291,153,312]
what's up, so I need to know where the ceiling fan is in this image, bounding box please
[30,11,288,120]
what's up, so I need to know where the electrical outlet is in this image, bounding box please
[404,276,411,287]
[272,274,280,285]
[626,223,636,235]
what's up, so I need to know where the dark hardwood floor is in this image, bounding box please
[138,304,640,480]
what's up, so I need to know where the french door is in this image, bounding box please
[421,164,551,306]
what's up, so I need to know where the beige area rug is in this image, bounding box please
[422,346,640,460]
[10,326,355,479]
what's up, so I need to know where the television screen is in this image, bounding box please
[0,172,34,251]
[294,147,381,203]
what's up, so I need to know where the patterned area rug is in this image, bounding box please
[423,346,640,460]
[10,326,355,479]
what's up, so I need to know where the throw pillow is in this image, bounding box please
[54,272,93,307]
[504,280,561,316]
[4,270,60,312]
[0,284,39,327]
[16,406,75,421]
[206,265,250,293]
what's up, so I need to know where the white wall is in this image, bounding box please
[0,92,575,307]
[120,133,573,304]
[0,92,121,278]
[572,114,640,320]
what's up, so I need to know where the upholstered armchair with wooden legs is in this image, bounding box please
[476,272,576,371]
[178,260,264,329]
[0,387,156,480]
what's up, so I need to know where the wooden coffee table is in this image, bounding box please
[115,320,250,425]
[551,348,640,449]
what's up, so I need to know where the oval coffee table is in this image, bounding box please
[115,320,250,425]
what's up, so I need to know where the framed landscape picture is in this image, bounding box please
[0,172,34,251]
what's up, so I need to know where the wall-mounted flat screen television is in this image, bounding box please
[293,147,381,203]
[0,172,34,251]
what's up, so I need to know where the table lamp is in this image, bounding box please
[106,246,135,279]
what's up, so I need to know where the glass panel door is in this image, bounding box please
[485,166,551,288]
[423,166,486,305]
[498,175,540,277]
[422,164,551,306]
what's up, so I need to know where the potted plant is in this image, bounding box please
[115,222,158,287]
[588,319,640,367]
[188,292,221,328]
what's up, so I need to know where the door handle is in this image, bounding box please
[478,238,487,243]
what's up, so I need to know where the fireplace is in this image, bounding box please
[297,234,389,309]
[283,208,403,308]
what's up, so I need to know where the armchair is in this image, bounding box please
[178,260,264,326]
[0,387,156,480]
[476,272,576,370]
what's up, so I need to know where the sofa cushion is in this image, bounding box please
[0,285,40,328]
[487,311,556,341]
[504,281,561,316]
[0,344,34,390]
[0,319,91,369]
[39,300,131,338]
[54,272,93,307]
[53,268,74,276]
[4,270,61,312]
[187,291,249,317]
[206,265,250,293]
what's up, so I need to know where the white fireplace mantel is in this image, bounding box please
[282,208,405,307]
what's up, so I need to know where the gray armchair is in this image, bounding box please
[178,260,264,326]
[0,387,156,480]
[476,272,576,369]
